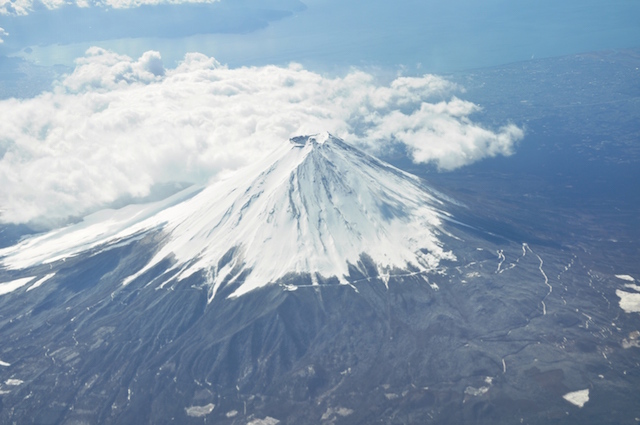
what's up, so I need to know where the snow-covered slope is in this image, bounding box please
[1,133,456,300]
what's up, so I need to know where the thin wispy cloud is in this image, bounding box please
[0,0,220,15]
[0,48,523,228]
[0,27,7,43]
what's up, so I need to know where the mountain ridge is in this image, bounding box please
[1,133,457,301]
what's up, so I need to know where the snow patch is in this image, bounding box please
[289,132,331,147]
[27,273,56,291]
[622,331,640,349]
[334,407,353,416]
[5,379,24,386]
[247,417,280,425]
[0,360,10,367]
[0,276,35,296]
[615,274,635,282]
[322,407,354,420]
[616,290,640,313]
[465,386,489,397]
[185,403,215,417]
[624,284,640,292]
[563,389,589,407]
[309,132,331,145]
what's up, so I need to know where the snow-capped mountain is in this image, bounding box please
[0,132,635,425]
[1,133,456,300]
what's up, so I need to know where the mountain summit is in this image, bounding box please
[1,133,455,301]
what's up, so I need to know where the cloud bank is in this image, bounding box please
[0,47,523,228]
[0,0,219,15]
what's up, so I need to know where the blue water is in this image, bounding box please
[2,0,640,73]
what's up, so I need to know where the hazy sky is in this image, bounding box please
[2,0,639,71]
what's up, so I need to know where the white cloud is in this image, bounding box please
[0,48,523,228]
[40,0,68,10]
[0,27,7,43]
[0,0,220,15]
[62,47,165,92]
[100,0,216,8]
[361,99,523,170]
[0,0,40,15]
